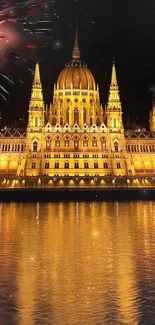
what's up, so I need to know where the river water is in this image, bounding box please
[0,201,155,325]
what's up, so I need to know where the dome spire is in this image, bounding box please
[72,25,80,61]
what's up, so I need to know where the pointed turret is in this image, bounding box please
[111,61,118,86]
[33,62,41,87]
[27,62,45,131]
[107,62,121,110]
[30,62,43,107]
[26,62,45,177]
[72,25,80,61]
[106,62,126,178]
[106,62,123,130]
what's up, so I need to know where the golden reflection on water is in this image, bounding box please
[0,201,155,325]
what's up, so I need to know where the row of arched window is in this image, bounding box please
[32,161,112,169]
[126,144,155,153]
[44,154,108,159]
[1,144,26,152]
[58,98,94,104]
[52,113,100,126]
[33,139,119,152]
[33,138,107,151]
[31,161,122,170]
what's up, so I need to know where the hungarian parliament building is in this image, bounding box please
[1,29,155,188]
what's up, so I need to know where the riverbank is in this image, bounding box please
[0,187,154,201]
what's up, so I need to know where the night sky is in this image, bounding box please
[1,0,155,128]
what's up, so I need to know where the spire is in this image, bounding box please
[30,62,44,107]
[28,61,45,131]
[72,25,80,61]
[111,61,118,86]
[33,62,41,88]
[107,62,121,110]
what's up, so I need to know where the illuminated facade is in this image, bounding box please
[1,29,155,188]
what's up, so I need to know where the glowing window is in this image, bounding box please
[83,137,88,147]
[55,138,60,147]
[74,138,79,148]
[92,137,97,147]
[65,137,70,147]
[46,137,51,149]
[35,117,38,127]
[113,117,117,128]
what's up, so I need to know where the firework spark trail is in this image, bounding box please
[0,92,7,100]
[0,0,60,49]
[0,84,9,93]
[0,73,15,100]
[0,1,54,37]
[2,73,14,84]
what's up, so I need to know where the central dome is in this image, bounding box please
[57,27,96,91]
[57,61,96,90]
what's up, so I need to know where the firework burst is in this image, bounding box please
[0,0,60,101]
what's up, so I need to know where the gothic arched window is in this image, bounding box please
[52,117,56,126]
[33,141,38,151]
[74,109,79,124]
[114,141,118,151]
[46,136,51,150]
[64,161,69,169]
[65,137,70,147]
[74,161,79,168]
[113,117,117,128]
[94,162,98,168]
[55,161,59,169]
[74,137,79,149]
[101,137,106,151]
[92,137,97,147]
[96,118,100,126]
[55,137,60,147]
[83,137,88,147]
[83,108,86,124]
[66,108,69,124]
[84,161,89,169]
[60,117,63,126]
[35,117,38,127]
[45,162,49,169]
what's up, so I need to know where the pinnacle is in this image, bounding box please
[33,62,41,85]
[111,62,118,86]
